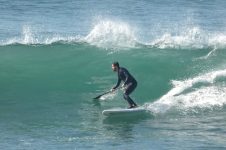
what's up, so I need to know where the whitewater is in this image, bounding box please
[2,20,226,50]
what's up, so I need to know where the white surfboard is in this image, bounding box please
[102,107,146,116]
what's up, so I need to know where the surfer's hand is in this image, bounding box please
[121,84,126,89]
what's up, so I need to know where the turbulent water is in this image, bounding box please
[1,0,226,149]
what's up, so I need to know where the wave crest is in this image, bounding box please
[150,27,206,49]
[150,27,226,49]
[84,20,137,48]
[1,21,226,50]
[1,25,80,46]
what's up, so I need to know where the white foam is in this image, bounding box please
[84,20,137,49]
[83,22,226,49]
[150,27,207,49]
[2,22,226,50]
[21,25,36,44]
[99,92,116,101]
[3,25,37,45]
[146,69,226,114]
[2,25,80,45]
[150,26,226,50]
[209,33,226,48]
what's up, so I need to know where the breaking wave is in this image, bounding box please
[146,69,226,115]
[1,20,226,50]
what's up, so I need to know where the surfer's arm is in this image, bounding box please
[112,78,121,90]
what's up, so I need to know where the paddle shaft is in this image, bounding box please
[93,87,122,99]
[93,90,112,99]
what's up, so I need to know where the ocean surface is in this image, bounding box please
[1,0,226,149]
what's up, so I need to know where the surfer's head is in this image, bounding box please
[112,62,119,72]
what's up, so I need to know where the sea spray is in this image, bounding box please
[1,22,226,51]
[84,20,137,48]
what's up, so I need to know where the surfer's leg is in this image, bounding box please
[125,82,137,95]
[123,82,137,107]
[123,93,137,107]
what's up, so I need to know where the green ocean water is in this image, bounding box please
[1,43,226,149]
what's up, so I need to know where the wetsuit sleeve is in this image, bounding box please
[113,76,121,89]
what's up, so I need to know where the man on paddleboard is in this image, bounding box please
[111,62,138,108]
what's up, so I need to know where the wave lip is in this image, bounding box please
[150,27,208,49]
[147,69,226,114]
[1,22,226,50]
[150,27,226,49]
[1,25,81,46]
[83,20,138,49]
[3,35,80,46]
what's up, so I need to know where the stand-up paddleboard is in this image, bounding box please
[102,107,146,116]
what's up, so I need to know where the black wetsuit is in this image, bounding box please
[113,67,137,107]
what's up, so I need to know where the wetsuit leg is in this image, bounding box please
[123,82,137,107]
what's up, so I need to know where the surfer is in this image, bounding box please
[111,62,138,108]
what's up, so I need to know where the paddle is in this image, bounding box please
[93,87,123,100]
[93,90,113,99]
